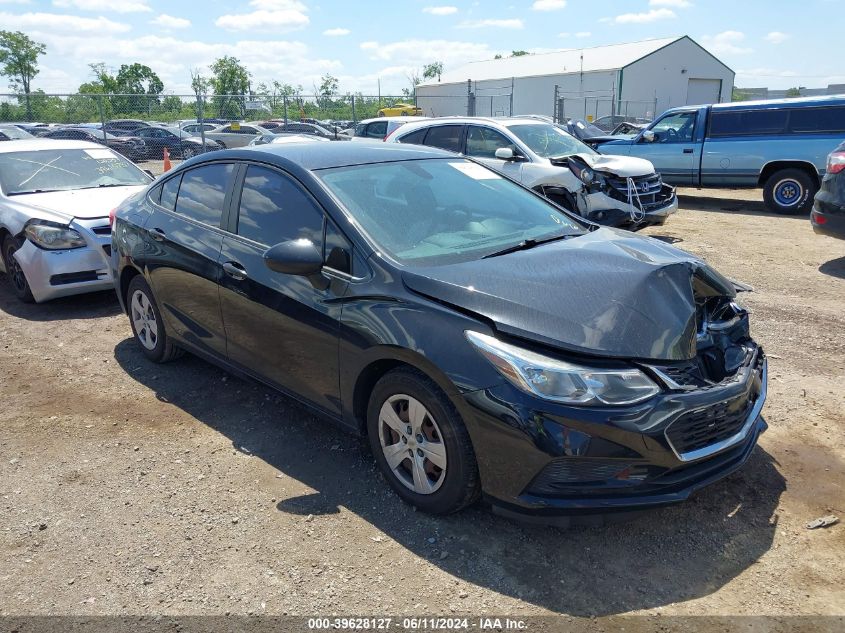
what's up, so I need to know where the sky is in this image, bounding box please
[0,0,841,97]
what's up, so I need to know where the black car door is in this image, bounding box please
[144,162,237,360]
[218,163,349,416]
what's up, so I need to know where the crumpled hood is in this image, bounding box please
[14,186,146,221]
[401,228,736,361]
[574,152,655,178]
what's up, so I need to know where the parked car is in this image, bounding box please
[377,102,423,117]
[268,121,338,139]
[180,122,218,135]
[595,95,845,215]
[249,133,330,146]
[0,125,34,141]
[43,127,146,161]
[388,116,677,230]
[112,143,767,520]
[0,139,152,302]
[103,119,152,136]
[133,126,220,159]
[811,141,845,240]
[203,123,274,148]
[352,117,428,142]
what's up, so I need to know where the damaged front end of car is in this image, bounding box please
[557,154,677,230]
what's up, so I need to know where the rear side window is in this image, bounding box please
[236,165,324,247]
[160,175,180,210]
[423,125,463,152]
[709,109,788,137]
[397,127,427,145]
[174,163,234,226]
[365,121,388,139]
[789,106,845,134]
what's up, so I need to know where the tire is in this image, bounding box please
[126,275,183,363]
[376,111,385,118]
[367,367,480,514]
[216,141,227,149]
[2,235,35,303]
[763,168,816,215]
[181,146,196,159]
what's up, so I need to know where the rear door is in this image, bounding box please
[632,109,700,185]
[144,162,237,360]
[421,124,465,153]
[218,163,348,415]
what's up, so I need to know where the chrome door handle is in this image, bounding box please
[222,261,248,280]
[683,148,694,154]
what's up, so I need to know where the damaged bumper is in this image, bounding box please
[11,217,114,302]
[584,185,678,229]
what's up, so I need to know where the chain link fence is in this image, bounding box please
[552,92,658,129]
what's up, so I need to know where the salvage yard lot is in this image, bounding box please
[1,187,843,617]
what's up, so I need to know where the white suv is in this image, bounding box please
[386,117,677,229]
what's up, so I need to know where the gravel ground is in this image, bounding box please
[0,186,843,617]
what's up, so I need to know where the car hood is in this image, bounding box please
[15,185,147,221]
[401,228,736,361]
[571,152,654,177]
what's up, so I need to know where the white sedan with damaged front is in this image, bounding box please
[0,139,152,303]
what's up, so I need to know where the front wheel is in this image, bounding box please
[2,235,35,303]
[367,368,480,514]
[126,275,182,363]
[181,146,197,159]
[763,168,816,215]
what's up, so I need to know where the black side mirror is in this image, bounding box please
[264,239,323,276]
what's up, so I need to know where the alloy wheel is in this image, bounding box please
[378,394,447,495]
[4,242,28,294]
[773,178,803,207]
[130,289,158,351]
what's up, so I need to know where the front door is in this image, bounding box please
[218,164,347,416]
[633,110,700,185]
[464,125,525,182]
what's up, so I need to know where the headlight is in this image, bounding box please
[466,331,660,406]
[568,162,595,184]
[24,221,86,250]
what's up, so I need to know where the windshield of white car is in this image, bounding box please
[507,123,596,158]
[0,148,149,195]
[317,158,586,266]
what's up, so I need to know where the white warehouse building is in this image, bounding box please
[415,36,734,122]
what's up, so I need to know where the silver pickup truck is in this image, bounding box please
[595,95,845,215]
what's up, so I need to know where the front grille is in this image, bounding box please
[666,395,753,456]
[605,174,674,212]
[525,459,652,495]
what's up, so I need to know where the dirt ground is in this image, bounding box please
[0,186,843,618]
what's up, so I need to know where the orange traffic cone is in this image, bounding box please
[163,147,172,172]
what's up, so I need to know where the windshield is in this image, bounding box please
[0,148,149,195]
[0,126,33,140]
[317,158,586,266]
[507,123,596,158]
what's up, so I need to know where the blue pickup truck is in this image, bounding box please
[595,95,845,214]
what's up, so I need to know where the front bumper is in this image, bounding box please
[12,217,115,302]
[460,347,766,520]
[584,188,678,229]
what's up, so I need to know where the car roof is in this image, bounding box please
[0,139,106,153]
[358,116,429,125]
[199,142,457,170]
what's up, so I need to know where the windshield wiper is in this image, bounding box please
[482,232,577,259]
[7,188,65,195]
[76,183,137,190]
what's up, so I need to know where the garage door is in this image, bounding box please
[687,78,722,105]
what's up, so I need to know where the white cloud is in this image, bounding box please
[701,30,753,55]
[531,0,566,10]
[52,0,151,12]
[360,38,492,65]
[457,18,524,29]
[649,0,691,7]
[215,0,309,32]
[323,27,350,36]
[0,0,33,4]
[558,31,569,37]
[613,8,676,23]
[151,14,190,29]
[422,6,457,15]
[0,11,130,33]
[575,31,591,38]
[765,31,790,44]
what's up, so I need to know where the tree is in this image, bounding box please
[209,55,250,118]
[114,63,164,112]
[316,73,339,109]
[0,30,46,120]
[422,61,443,82]
[785,87,801,98]
[510,50,529,57]
[494,54,503,59]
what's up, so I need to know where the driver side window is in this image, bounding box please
[465,126,514,158]
[649,111,696,143]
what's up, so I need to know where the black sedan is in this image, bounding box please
[43,127,146,161]
[812,142,845,240]
[112,144,767,521]
[133,126,220,159]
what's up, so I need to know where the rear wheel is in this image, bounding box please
[127,275,182,363]
[367,368,480,514]
[2,235,34,303]
[763,168,816,215]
